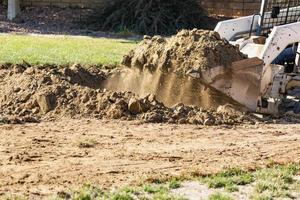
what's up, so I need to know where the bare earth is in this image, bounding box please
[0,119,300,198]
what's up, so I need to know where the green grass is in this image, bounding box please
[200,164,300,199]
[0,34,137,65]
[209,192,233,200]
[168,179,182,190]
[66,182,186,200]
[201,168,254,192]
[252,164,300,199]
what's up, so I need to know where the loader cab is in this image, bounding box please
[257,0,300,71]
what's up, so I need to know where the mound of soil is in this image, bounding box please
[0,64,256,125]
[122,29,246,73]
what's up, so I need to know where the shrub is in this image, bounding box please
[1,0,8,6]
[93,0,205,35]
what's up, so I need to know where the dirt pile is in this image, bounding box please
[105,29,247,110]
[122,29,246,74]
[0,64,256,125]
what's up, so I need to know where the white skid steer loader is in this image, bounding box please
[196,0,300,115]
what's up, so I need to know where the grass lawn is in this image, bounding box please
[0,34,138,65]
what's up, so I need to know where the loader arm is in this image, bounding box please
[259,22,300,96]
[215,15,260,41]
[260,22,300,66]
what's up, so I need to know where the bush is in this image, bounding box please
[93,0,206,35]
[1,0,7,6]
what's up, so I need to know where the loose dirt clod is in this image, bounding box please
[0,64,255,125]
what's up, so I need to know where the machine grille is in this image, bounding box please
[260,0,300,35]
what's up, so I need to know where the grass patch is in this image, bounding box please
[252,164,300,199]
[209,192,233,200]
[200,164,300,199]
[63,181,186,200]
[201,168,254,192]
[168,179,182,189]
[0,34,137,65]
[72,184,105,200]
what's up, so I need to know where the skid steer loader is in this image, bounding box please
[193,0,300,115]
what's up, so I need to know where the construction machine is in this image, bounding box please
[192,0,300,115]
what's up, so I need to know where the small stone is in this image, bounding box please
[107,104,123,119]
[147,94,156,102]
[13,87,21,93]
[36,92,56,114]
[81,94,89,104]
[14,107,22,114]
[178,118,187,124]
[32,107,40,114]
[128,98,143,115]
[13,65,26,74]
[22,116,39,123]
[24,67,35,75]
[143,112,163,123]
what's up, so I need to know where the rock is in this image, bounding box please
[14,107,22,114]
[13,87,21,93]
[146,93,156,102]
[81,94,89,104]
[13,65,26,74]
[178,118,187,124]
[128,98,143,114]
[107,104,123,119]
[32,108,40,114]
[217,104,241,115]
[22,116,40,123]
[143,112,163,123]
[36,92,56,114]
[24,67,35,75]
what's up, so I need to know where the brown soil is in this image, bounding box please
[122,29,246,73]
[0,119,299,198]
[0,64,256,126]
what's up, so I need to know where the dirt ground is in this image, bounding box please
[0,119,299,198]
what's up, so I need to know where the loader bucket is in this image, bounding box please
[188,58,263,111]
